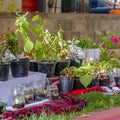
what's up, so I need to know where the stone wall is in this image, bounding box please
[0,12,120,48]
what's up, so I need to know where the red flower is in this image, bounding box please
[110,36,118,43]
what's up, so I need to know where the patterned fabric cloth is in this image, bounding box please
[71,86,105,96]
[2,95,86,120]
[71,86,120,96]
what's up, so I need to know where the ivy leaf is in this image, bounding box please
[80,75,92,88]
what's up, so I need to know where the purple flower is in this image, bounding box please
[110,36,118,43]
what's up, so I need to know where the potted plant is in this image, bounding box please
[0,31,9,81]
[109,58,120,87]
[72,60,97,89]
[97,60,112,86]
[0,26,21,80]
[72,59,113,89]
[59,60,101,92]
[53,26,71,76]
[96,30,120,86]
[68,38,85,67]
[59,66,75,94]
[15,13,57,77]
[15,13,71,77]
[72,36,100,61]
[3,26,29,78]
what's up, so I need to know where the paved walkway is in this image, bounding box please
[73,107,120,120]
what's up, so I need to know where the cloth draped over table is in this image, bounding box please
[2,95,86,120]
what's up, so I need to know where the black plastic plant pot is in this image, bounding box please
[114,76,120,87]
[73,78,85,90]
[59,77,74,94]
[10,58,29,77]
[0,64,9,81]
[88,77,99,88]
[55,61,70,76]
[70,59,83,68]
[37,61,56,78]
[99,77,110,86]
[73,77,99,90]
[29,61,38,72]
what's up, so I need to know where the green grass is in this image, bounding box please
[76,91,120,114]
[26,91,120,120]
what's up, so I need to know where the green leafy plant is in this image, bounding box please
[72,36,98,49]
[96,30,120,60]
[71,59,114,87]
[68,36,99,62]
[0,36,8,64]
[68,38,85,64]
[15,12,43,60]
[70,60,99,88]
[3,27,21,60]
[15,13,70,62]
[60,66,76,81]
[0,26,21,64]
[96,30,120,76]
[95,30,120,49]
[108,58,120,77]
[53,25,71,61]
[97,60,113,81]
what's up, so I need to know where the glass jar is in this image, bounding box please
[11,84,25,109]
[24,82,35,104]
[33,80,44,101]
[47,84,59,99]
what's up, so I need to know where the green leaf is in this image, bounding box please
[33,49,43,60]
[24,39,34,52]
[32,15,40,22]
[95,30,102,37]
[34,40,41,50]
[102,37,112,48]
[80,75,92,88]
[106,31,113,35]
[21,21,30,32]
[38,19,46,27]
